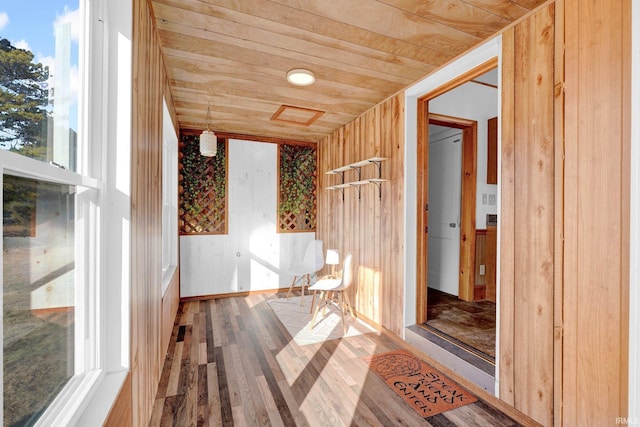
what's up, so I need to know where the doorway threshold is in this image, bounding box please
[405,324,495,393]
[422,323,495,364]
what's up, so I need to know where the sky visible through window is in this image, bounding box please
[0,2,80,134]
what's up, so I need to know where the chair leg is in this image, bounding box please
[344,291,356,319]
[322,291,332,316]
[286,275,298,299]
[310,291,325,329]
[339,291,346,334]
[310,291,316,314]
[300,274,310,306]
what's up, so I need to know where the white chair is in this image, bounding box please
[286,239,324,304]
[309,252,355,334]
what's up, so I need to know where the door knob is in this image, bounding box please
[449,223,457,228]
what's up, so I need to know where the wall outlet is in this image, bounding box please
[488,194,496,205]
[479,264,486,275]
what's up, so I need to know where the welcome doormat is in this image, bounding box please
[363,350,477,418]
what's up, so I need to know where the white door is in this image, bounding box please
[427,126,462,296]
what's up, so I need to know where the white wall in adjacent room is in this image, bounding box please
[180,139,315,297]
[430,80,499,229]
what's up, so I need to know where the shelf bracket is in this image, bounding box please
[369,160,383,179]
[327,158,387,201]
[370,180,383,199]
[350,183,362,200]
[338,171,345,201]
[349,165,362,181]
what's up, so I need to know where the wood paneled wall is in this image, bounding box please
[500,1,631,425]
[563,0,630,424]
[104,374,133,426]
[162,269,180,360]
[473,228,497,302]
[500,5,557,426]
[316,2,632,425]
[316,93,405,335]
[131,0,179,424]
[125,0,632,425]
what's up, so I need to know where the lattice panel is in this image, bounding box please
[179,134,227,235]
[279,209,316,232]
[278,144,317,232]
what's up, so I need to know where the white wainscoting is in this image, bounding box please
[180,139,315,297]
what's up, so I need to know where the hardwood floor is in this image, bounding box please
[150,292,520,426]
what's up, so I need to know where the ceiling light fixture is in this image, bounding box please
[286,68,316,86]
[200,103,217,157]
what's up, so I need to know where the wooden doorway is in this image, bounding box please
[415,58,497,325]
[429,114,477,302]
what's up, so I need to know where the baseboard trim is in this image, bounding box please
[180,286,301,302]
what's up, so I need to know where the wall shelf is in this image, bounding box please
[326,157,388,200]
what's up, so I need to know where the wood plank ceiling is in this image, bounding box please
[151,0,548,142]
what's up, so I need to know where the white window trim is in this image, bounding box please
[0,150,99,188]
[0,0,101,422]
[73,0,133,423]
[2,0,132,424]
[162,98,179,294]
[0,152,102,426]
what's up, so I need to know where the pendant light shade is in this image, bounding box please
[200,103,217,157]
[200,130,217,157]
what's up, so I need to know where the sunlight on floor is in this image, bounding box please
[271,295,379,424]
[269,296,375,346]
[277,337,375,424]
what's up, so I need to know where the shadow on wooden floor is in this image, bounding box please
[150,292,519,426]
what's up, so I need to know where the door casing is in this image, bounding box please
[415,58,496,324]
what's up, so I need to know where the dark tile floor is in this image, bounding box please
[426,288,496,360]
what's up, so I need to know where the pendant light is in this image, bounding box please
[200,103,217,157]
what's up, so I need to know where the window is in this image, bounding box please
[0,1,105,424]
[3,175,76,425]
[162,99,178,292]
[0,5,80,171]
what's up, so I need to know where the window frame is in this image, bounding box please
[162,98,178,293]
[0,0,123,424]
[0,129,101,426]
